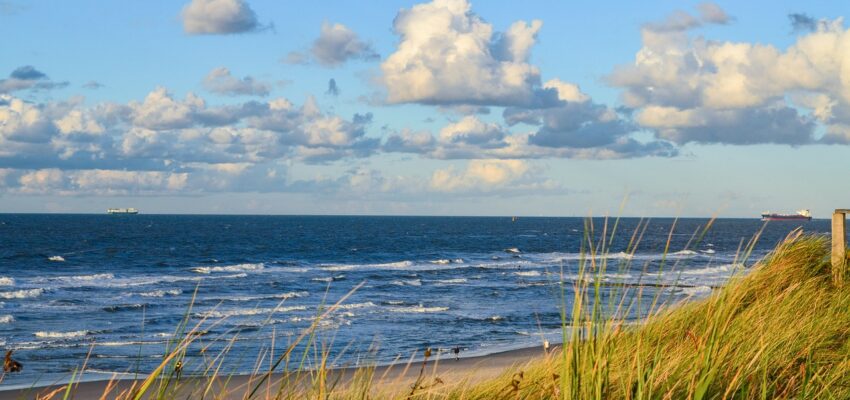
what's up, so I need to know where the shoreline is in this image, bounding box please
[0,344,553,399]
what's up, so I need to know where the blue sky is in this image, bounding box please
[0,0,848,217]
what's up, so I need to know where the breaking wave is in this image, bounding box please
[0,288,44,299]
[0,315,13,324]
[35,330,89,339]
[191,263,264,274]
[388,305,449,313]
[0,277,13,286]
[198,305,307,319]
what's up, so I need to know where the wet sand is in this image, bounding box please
[0,345,553,399]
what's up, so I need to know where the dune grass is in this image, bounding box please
[12,223,850,399]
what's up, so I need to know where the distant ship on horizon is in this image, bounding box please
[761,209,811,221]
[107,208,139,215]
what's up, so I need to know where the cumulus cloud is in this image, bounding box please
[645,2,732,32]
[0,86,381,196]
[429,159,558,193]
[311,22,379,67]
[182,0,263,35]
[381,0,558,107]
[203,67,270,97]
[0,66,67,94]
[609,14,850,145]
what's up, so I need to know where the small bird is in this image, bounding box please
[543,340,550,353]
[174,360,183,379]
[424,347,432,358]
[452,346,460,361]
[4,350,22,373]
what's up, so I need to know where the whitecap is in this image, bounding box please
[680,285,712,297]
[679,264,740,276]
[670,250,698,257]
[35,330,89,339]
[318,265,356,272]
[504,247,521,254]
[0,277,14,286]
[430,259,451,265]
[388,305,449,313]
[0,288,44,299]
[224,291,309,302]
[391,279,421,286]
[434,278,467,284]
[607,251,634,260]
[336,301,376,310]
[198,305,307,318]
[138,289,182,298]
[312,275,344,283]
[51,273,114,282]
[701,249,716,254]
[191,263,264,274]
[0,315,13,323]
[513,271,541,277]
[48,255,65,262]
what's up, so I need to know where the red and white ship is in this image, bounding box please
[761,209,812,221]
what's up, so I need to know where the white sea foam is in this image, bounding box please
[504,247,521,254]
[388,305,449,313]
[431,259,451,265]
[679,264,741,276]
[0,315,13,324]
[371,261,414,269]
[607,251,634,260]
[701,249,716,254]
[312,275,344,283]
[513,271,541,277]
[48,273,114,283]
[48,255,65,262]
[138,289,182,298]
[222,291,309,302]
[0,288,44,299]
[336,301,376,310]
[434,278,467,284]
[0,277,14,286]
[35,330,89,339]
[319,265,356,271]
[670,250,699,257]
[681,285,712,296]
[103,272,247,288]
[391,279,422,286]
[198,305,307,318]
[191,263,264,274]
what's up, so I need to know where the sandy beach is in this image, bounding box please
[0,345,552,399]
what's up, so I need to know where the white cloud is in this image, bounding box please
[381,0,557,107]
[438,116,506,147]
[609,14,850,145]
[311,22,379,67]
[203,67,270,97]
[429,159,556,193]
[182,0,261,35]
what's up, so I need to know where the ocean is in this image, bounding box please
[0,215,827,387]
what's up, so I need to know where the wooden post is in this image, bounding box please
[833,210,848,286]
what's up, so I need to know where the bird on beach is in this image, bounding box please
[452,346,460,361]
[174,360,183,379]
[4,350,22,373]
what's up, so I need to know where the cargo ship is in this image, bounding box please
[107,208,139,215]
[761,209,811,221]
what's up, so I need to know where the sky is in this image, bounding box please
[0,0,848,217]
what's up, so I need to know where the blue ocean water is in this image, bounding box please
[0,215,828,387]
